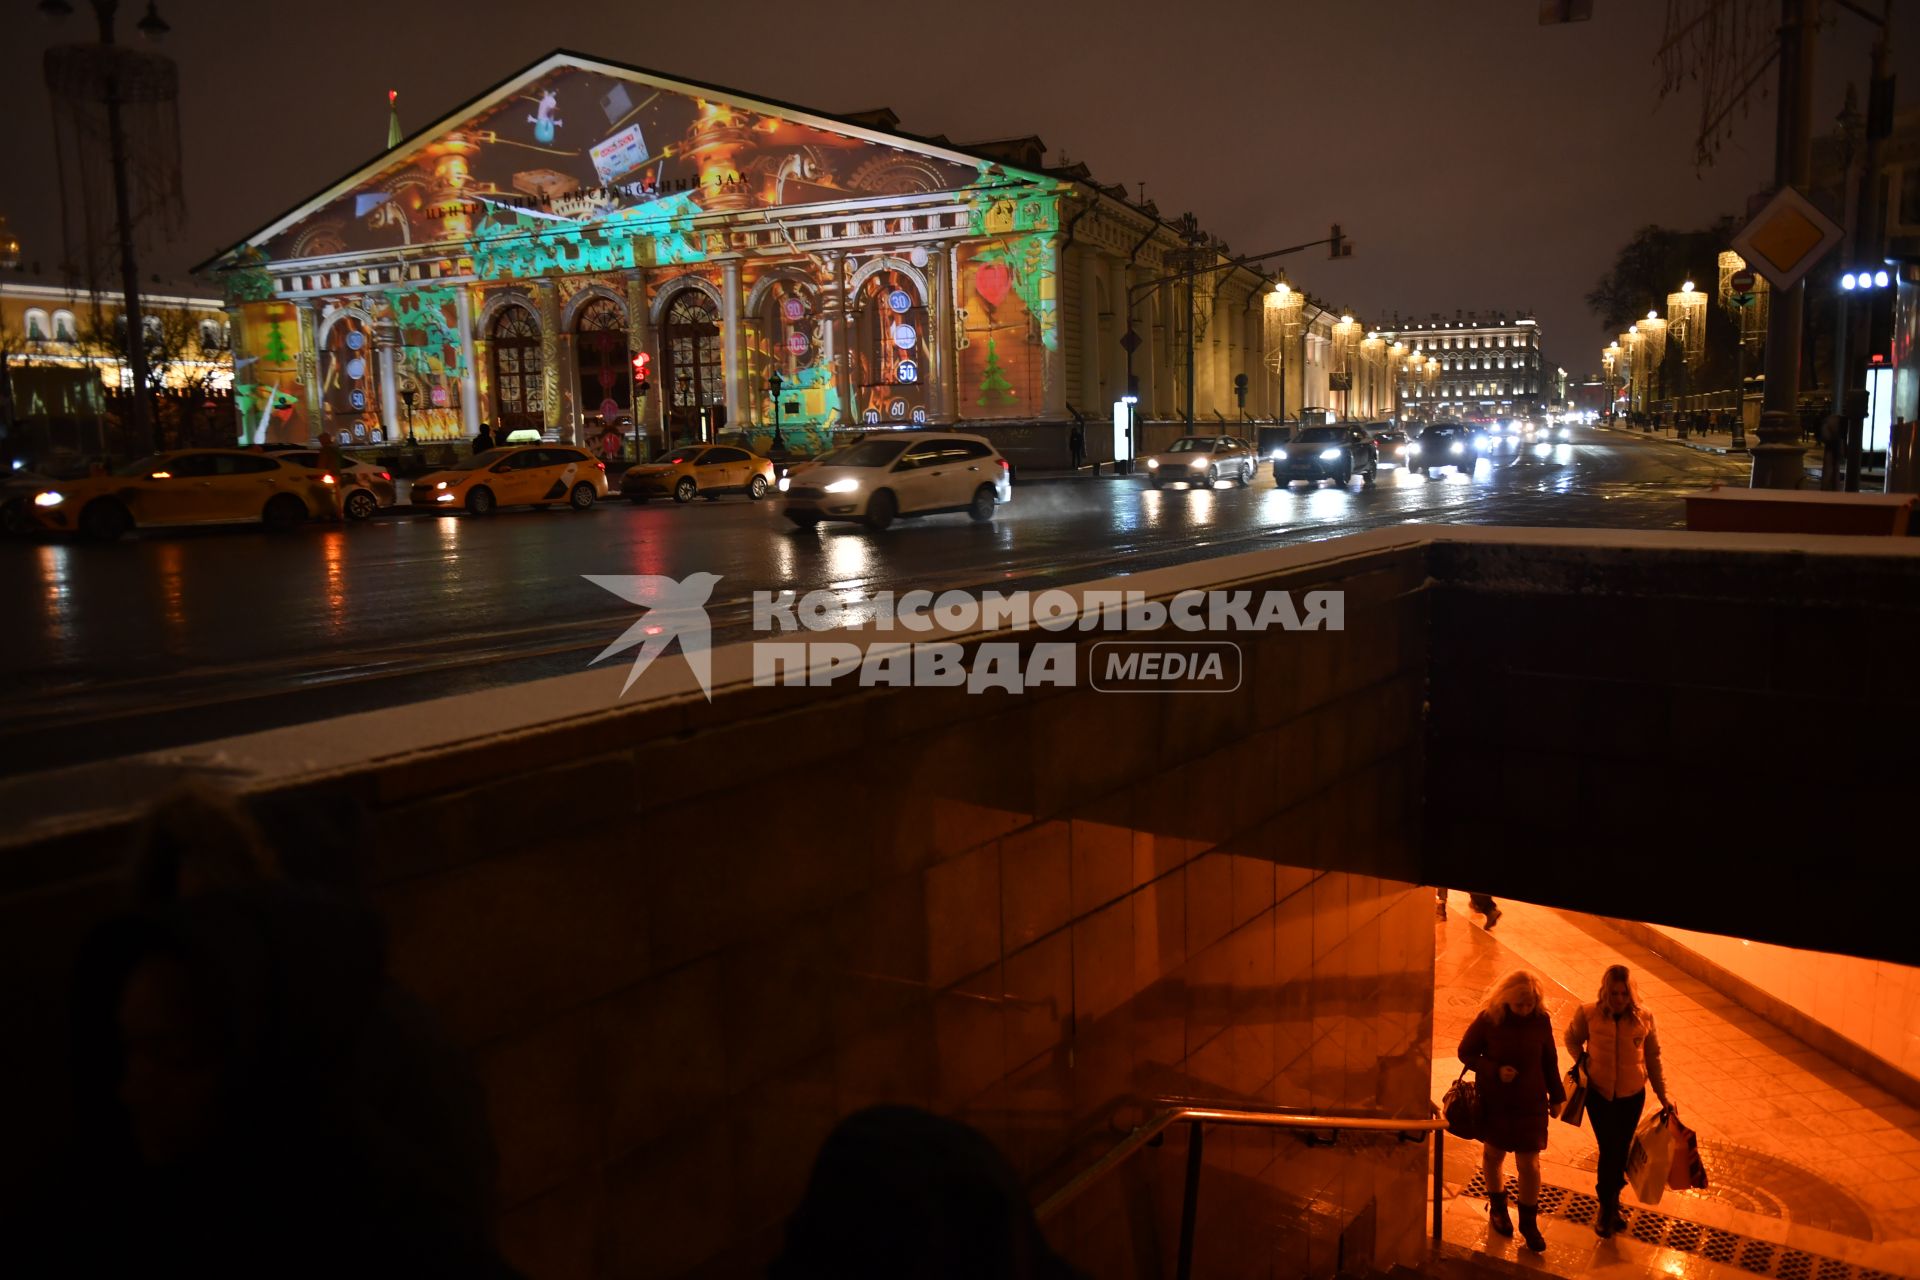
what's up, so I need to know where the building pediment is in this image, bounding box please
[201,51,1054,275]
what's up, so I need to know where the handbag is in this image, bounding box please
[1442,1066,1481,1141]
[1666,1109,1708,1190]
[1557,1054,1588,1128]
[1625,1105,1674,1205]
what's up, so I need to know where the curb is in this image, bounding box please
[1015,470,1145,485]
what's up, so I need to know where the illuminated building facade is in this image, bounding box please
[1,261,231,422]
[1381,312,1547,418]
[200,51,1394,458]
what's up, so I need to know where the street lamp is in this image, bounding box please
[399,386,417,446]
[40,0,178,460]
[767,369,788,454]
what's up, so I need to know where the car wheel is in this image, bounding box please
[968,485,997,523]
[673,477,697,503]
[262,493,307,532]
[1365,460,1378,485]
[79,499,132,541]
[1236,464,1251,487]
[569,482,597,510]
[343,488,378,521]
[1148,476,1161,489]
[747,474,769,500]
[1418,465,1431,478]
[466,486,496,516]
[865,489,897,532]
[1205,467,1217,487]
[785,511,822,528]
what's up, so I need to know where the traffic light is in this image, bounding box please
[1233,372,1248,407]
[1329,224,1352,259]
[631,350,651,393]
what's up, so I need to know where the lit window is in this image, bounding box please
[24,309,49,341]
[53,310,77,342]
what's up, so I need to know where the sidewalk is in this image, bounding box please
[1595,421,1884,487]
[1432,893,1920,1280]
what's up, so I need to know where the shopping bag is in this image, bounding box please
[1442,1067,1481,1142]
[1667,1110,1708,1191]
[1557,1054,1588,1128]
[1625,1106,1673,1205]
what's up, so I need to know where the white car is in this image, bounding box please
[781,431,1012,530]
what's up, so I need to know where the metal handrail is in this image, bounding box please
[1035,1098,1448,1280]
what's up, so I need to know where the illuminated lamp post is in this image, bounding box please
[39,0,178,459]
[1639,311,1669,427]
[400,385,417,447]
[1667,281,1707,436]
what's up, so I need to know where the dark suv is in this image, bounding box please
[1277,424,1378,487]
[1409,423,1479,477]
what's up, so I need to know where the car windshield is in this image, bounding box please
[832,439,911,468]
[113,454,165,477]
[1422,426,1461,439]
[1297,427,1345,443]
[449,449,515,471]
[1167,438,1215,452]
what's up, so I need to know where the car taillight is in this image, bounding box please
[379,471,391,481]
[594,460,606,471]
[996,458,1009,470]
[321,474,337,485]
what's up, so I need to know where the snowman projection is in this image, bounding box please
[528,91,563,145]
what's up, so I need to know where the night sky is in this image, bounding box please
[4,0,1917,379]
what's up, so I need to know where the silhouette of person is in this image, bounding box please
[770,1105,1085,1280]
[473,422,496,455]
[18,782,517,1279]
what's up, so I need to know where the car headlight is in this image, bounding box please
[33,491,64,507]
[1407,442,1421,455]
[434,481,449,490]
[823,478,859,493]
[1146,458,1159,469]
[1318,448,1341,461]
[1394,445,1406,456]
[1188,456,1209,468]
[777,476,791,492]
[436,493,456,503]
[1559,428,1571,439]
[1450,442,1465,455]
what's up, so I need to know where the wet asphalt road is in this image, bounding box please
[0,428,1747,773]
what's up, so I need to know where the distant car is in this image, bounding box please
[1141,435,1257,489]
[274,449,395,521]
[412,445,607,514]
[1277,424,1378,487]
[26,448,340,539]
[621,444,775,503]
[1370,426,1411,464]
[781,431,1011,530]
[1408,423,1480,477]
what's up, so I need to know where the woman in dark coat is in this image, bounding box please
[1458,968,1564,1253]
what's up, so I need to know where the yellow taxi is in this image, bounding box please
[620,443,776,504]
[411,445,608,515]
[28,448,340,540]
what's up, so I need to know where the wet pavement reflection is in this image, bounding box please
[0,430,1747,770]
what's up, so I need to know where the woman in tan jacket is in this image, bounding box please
[1563,964,1676,1237]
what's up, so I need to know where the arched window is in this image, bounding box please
[573,296,631,430]
[198,318,222,349]
[662,290,722,443]
[23,309,49,342]
[851,270,927,425]
[52,310,77,343]
[490,305,542,434]
[753,278,820,424]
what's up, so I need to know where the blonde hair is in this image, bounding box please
[1596,964,1642,1011]
[1483,969,1546,1023]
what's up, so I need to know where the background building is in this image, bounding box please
[197,51,1394,466]
[1381,311,1547,419]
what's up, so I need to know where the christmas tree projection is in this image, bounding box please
[977,338,1016,407]
[262,319,292,366]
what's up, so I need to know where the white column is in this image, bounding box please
[722,258,745,432]
[928,243,954,423]
[376,323,402,444]
[1077,246,1101,418]
[454,286,480,438]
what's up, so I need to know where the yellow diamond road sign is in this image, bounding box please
[1730,187,1844,291]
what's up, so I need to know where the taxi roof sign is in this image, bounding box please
[1730,187,1844,291]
